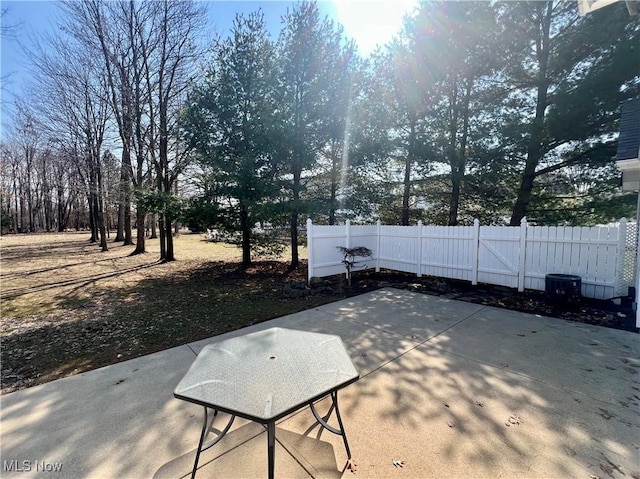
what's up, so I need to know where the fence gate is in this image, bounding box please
[477,225,522,289]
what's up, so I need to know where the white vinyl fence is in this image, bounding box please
[307,218,637,300]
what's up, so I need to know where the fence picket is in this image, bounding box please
[587,227,601,298]
[601,226,617,297]
[417,221,423,277]
[307,219,314,281]
[518,218,527,292]
[615,219,627,297]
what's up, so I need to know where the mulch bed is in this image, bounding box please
[299,268,638,333]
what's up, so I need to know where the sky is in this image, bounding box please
[0,0,418,138]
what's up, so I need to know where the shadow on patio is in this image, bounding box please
[1,288,638,478]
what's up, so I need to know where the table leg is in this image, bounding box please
[332,391,352,460]
[191,408,212,479]
[267,421,276,479]
[191,407,235,479]
[310,391,352,460]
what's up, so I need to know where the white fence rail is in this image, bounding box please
[307,218,637,300]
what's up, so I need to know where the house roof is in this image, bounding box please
[616,98,640,161]
[578,0,639,16]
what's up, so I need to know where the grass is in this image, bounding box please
[0,230,337,394]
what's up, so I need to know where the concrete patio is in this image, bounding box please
[1,288,639,478]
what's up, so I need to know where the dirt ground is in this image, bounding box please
[1,230,637,395]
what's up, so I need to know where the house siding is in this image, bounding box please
[616,98,640,161]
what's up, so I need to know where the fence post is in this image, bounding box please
[615,218,628,298]
[376,219,381,272]
[307,218,314,283]
[345,220,351,279]
[416,220,423,277]
[345,219,351,248]
[471,218,479,285]
[518,217,527,292]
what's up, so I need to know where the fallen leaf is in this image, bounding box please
[599,463,613,476]
[392,459,405,468]
[505,414,523,426]
[447,421,456,428]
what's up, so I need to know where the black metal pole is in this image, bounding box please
[267,421,276,479]
[191,407,210,479]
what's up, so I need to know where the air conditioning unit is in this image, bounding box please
[545,274,582,302]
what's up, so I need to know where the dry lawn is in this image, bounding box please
[0,230,331,394]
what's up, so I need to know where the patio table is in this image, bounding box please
[174,327,360,479]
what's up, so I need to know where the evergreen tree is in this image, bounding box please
[273,1,351,266]
[503,1,639,225]
[183,11,277,266]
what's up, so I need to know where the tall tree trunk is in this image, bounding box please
[448,176,461,226]
[93,193,108,251]
[290,209,299,268]
[124,195,133,245]
[447,78,460,226]
[158,215,167,259]
[510,2,552,226]
[401,158,412,226]
[401,121,416,226]
[19,195,25,232]
[12,178,19,233]
[57,185,65,232]
[131,208,146,254]
[150,214,157,238]
[448,77,472,226]
[240,203,251,267]
[114,158,127,242]
[158,109,176,261]
[115,202,125,240]
[165,217,174,261]
[329,179,337,225]
[329,142,339,225]
[290,168,301,268]
[88,193,97,242]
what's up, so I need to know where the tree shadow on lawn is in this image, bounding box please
[1,260,162,300]
[0,260,341,394]
[0,238,96,264]
[0,251,141,280]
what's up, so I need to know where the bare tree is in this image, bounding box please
[0,141,23,233]
[62,0,136,245]
[142,0,205,261]
[59,0,204,260]
[26,21,112,249]
[11,101,41,232]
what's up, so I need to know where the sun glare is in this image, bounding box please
[333,0,418,55]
